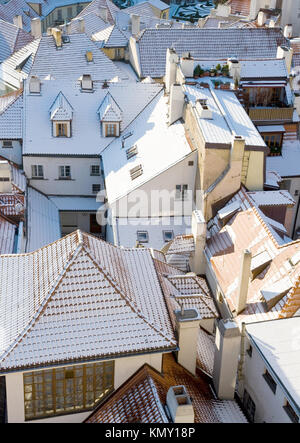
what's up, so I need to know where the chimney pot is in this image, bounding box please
[31,18,42,38]
[13,15,23,29]
[236,249,252,314]
[166,386,194,423]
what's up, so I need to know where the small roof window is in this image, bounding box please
[137,231,148,243]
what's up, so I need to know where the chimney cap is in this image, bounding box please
[175,308,201,323]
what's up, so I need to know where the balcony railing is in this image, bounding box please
[249,107,294,122]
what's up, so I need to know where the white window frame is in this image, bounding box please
[90,165,100,176]
[175,184,188,200]
[59,165,71,179]
[137,231,149,243]
[32,165,44,179]
[92,184,101,194]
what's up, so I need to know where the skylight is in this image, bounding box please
[130,164,143,180]
[126,145,138,160]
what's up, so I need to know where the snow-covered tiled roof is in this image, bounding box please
[267,140,300,178]
[124,1,158,17]
[29,34,124,81]
[26,187,61,253]
[206,187,300,325]
[23,80,162,156]
[184,85,266,148]
[240,59,288,80]
[102,91,193,203]
[0,0,39,32]
[0,92,23,139]
[86,353,248,423]
[97,92,122,122]
[136,28,288,77]
[0,38,40,89]
[49,91,73,121]
[0,18,34,62]
[76,0,120,25]
[248,190,295,207]
[0,230,177,371]
[92,24,128,47]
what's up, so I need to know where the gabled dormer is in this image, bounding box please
[97,93,122,137]
[49,91,73,137]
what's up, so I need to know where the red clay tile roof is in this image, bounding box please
[0,231,177,372]
[206,188,300,324]
[85,353,247,423]
[228,0,251,17]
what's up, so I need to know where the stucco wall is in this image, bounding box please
[241,338,297,423]
[5,352,163,423]
[0,141,22,166]
[23,156,102,196]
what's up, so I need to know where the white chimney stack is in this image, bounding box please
[166,386,194,423]
[175,308,201,375]
[180,52,194,78]
[227,57,241,84]
[284,24,293,39]
[131,14,140,36]
[98,6,108,23]
[277,45,293,74]
[78,18,85,33]
[212,319,241,400]
[257,11,267,27]
[165,47,179,94]
[168,83,185,125]
[31,18,42,38]
[81,74,93,91]
[189,209,207,275]
[29,76,41,94]
[236,249,252,314]
[13,15,23,29]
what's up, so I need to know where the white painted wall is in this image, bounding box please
[5,352,163,423]
[110,153,197,218]
[241,338,298,423]
[23,156,102,196]
[0,141,22,165]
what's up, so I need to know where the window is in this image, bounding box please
[0,177,9,182]
[126,145,138,160]
[59,166,71,179]
[263,369,277,394]
[32,165,44,179]
[57,9,62,21]
[163,230,174,242]
[130,164,143,180]
[283,400,299,423]
[23,361,114,420]
[105,124,117,137]
[90,165,100,176]
[243,390,256,422]
[67,6,72,18]
[137,231,149,243]
[188,161,194,166]
[92,184,101,194]
[55,123,69,137]
[262,133,283,155]
[175,184,188,200]
[2,140,12,148]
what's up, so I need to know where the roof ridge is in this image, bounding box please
[0,241,84,365]
[84,245,176,346]
[279,274,300,318]
[0,90,23,116]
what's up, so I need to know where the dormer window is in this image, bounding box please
[97,93,122,137]
[49,91,73,138]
